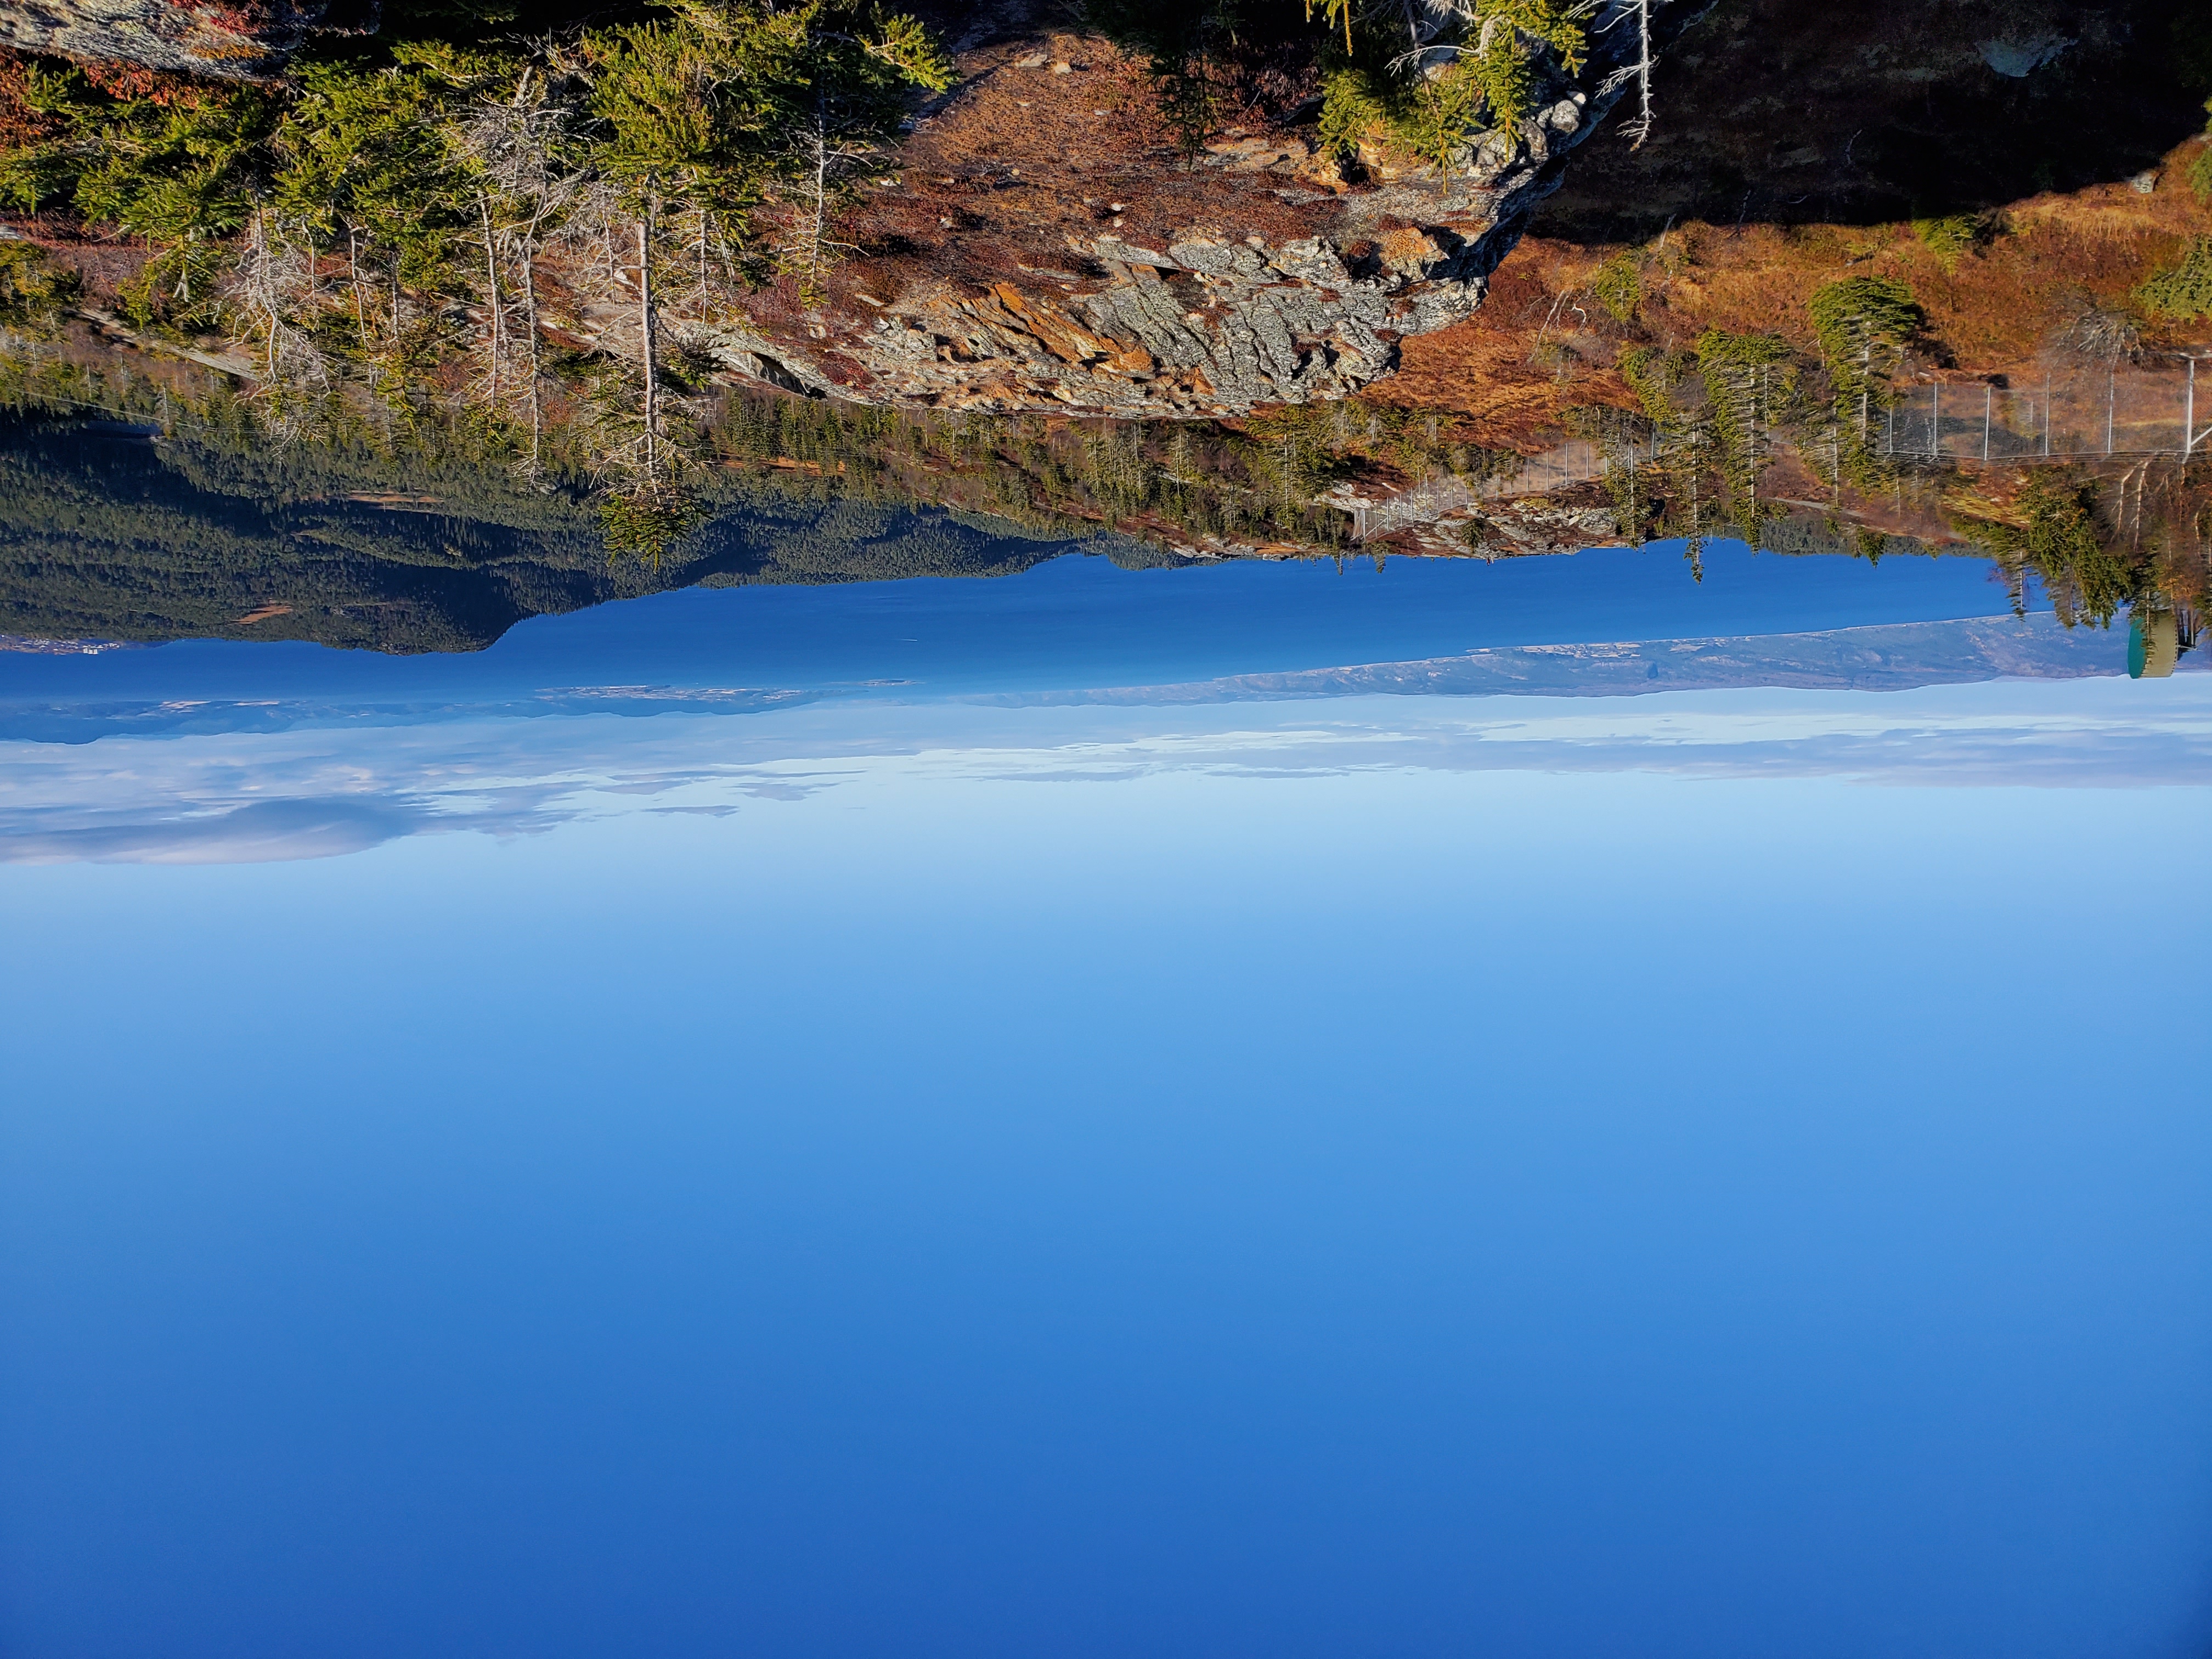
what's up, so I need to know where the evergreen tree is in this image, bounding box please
[1806,275,1921,487]
[1694,329,1795,535]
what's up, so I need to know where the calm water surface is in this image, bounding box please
[3,531,2209,1657]
[4,538,2027,718]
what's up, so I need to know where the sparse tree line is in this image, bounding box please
[1548,99,2212,608]
[0,1,951,545]
[1556,254,2212,626]
[1555,267,1927,558]
[701,285,2211,618]
[0,0,2202,601]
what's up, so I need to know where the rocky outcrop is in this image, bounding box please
[841,221,1483,416]
[0,0,338,78]
[756,103,1600,417]
[735,5,1701,417]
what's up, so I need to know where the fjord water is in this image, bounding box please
[3,540,2210,1658]
[3,538,2024,726]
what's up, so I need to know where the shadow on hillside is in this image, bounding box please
[1536,0,2210,239]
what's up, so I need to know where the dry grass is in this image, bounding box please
[1357,134,2212,448]
[815,30,1329,330]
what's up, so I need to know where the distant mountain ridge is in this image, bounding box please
[1000,614,2171,706]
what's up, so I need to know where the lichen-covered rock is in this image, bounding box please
[0,0,334,79]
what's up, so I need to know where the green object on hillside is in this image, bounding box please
[1808,275,1921,487]
[1307,0,1590,170]
[1593,249,1641,324]
[1911,214,1978,271]
[2137,236,2212,320]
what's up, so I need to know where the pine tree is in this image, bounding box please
[1807,275,1921,487]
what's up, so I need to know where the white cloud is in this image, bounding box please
[2,677,2205,865]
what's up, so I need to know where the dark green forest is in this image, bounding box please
[0,410,1121,650]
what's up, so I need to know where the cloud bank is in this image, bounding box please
[3,675,2205,866]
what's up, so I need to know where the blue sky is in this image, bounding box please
[3,666,2209,1657]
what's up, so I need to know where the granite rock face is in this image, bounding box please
[0,0,337,78]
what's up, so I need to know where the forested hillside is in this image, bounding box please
[0,0,2205,645]
[0,409,1105,649]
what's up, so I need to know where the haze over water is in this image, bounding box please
[3,530,2209,1657]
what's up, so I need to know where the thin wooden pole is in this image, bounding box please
[519,212,543,475]
[1982,383,1991,462]
[2187,357,2197,460]
[479,191,501,408]
[347,227,367,352]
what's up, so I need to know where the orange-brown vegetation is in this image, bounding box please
[0,53,65,153]
[802,28,1338,334]
[1355,138,2212,455]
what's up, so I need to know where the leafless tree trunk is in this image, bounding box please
[458,66,585,474]
[347,226,369,353]
[780,97,870,307]
[1596,0,1659,149]
[224,211,331,435]
[1625,0,1655,149]
[805,118,832,301]
[639,204,658,486]
[696,205,710,321]
[517,216,543,471]
[1859,336,1871,443]
[479,190,504,408]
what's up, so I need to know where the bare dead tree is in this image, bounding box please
[1595,0,1658,148]
[458,67,586,474]
[666,199,746,324]
[778,105,870,306]
[477,189,506,409]
[223,211,331,438]
[343,225,370,352]
[553,171,701,508]
[2066,304,2143,458]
